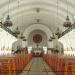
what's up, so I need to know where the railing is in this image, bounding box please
[59,25,75,38]
[0,23,16,37]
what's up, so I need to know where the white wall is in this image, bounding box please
[12,38,28,51]
[48,41,54,48]
[22,41,27,48]
[12,39,22,51]
[58,29,75,55]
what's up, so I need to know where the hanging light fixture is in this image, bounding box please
[13,0,20,37]
[49,37,52,41]
[56,27,59,35]
[3,0,13,27]
[13,27,20,37]
[20,33,25,39]
[51,33,56,39]
[23,38,26,41]
[63,16,72,27]
[55,27,61,38]
[55,0,61,37]
[23,37,26,41]
[63,0,72,27]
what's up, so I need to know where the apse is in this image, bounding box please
[28,30,48,49]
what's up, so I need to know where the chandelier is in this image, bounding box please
[3,0,13,27]
[20,33,25,39]
[51,33,56,39]
[23,38,26,41]
[49,37,52,41]
[3,15,13,27]
[13,0,20,37]
[63,0,72,27]
[13,27,20,36]
[63,16,72,27]
[55,27,61,38]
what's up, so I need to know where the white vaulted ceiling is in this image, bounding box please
[0,0,75,33]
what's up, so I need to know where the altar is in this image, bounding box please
[32,50,43,57]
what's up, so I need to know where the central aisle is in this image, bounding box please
[28,57,47,75]
[20,57,55,75]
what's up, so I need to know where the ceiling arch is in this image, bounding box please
[1,0,74,16]
[10,11,64,32]
[2,0,73,18]
[0,0,75,33]
[23,24,52,39]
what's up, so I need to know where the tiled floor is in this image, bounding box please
[20,57,56,75]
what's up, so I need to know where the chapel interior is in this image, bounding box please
[0,0,75,75]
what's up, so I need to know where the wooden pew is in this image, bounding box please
[0,54,32,75]
[43,54,75,75]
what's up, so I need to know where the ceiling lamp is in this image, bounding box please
[20,33,25,39]
[36,8,40,13]
[55,27,61,38]
[13,27,20,36]
[3,0,13,27]
[56,28,60,35]
[51,33,56,39]
[3,15,13,27]
[49,37,52,41]
[63,0,72,27]
[23,38,26,41]
[63,16,72,27]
